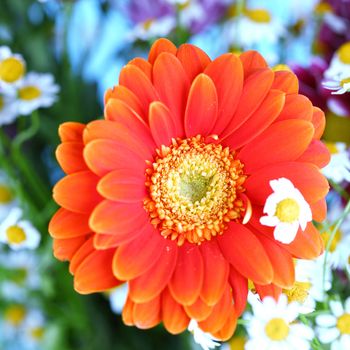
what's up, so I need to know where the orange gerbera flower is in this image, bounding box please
[49,39,330,340]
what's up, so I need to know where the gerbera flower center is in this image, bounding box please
[6,225,27,244]
[337,313,350,335]
[144,136,247,246]
[0,57,25,83]
[265,318,290,341]
[18,86,41,101]
[0,184,13,203]
[321,227,343,253]
[4,305,26,326]
[275,198,300,223]
[284,281,311,303]
[338,42,350,64]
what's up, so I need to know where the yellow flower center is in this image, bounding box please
[0,95,4,111]
[341,77,350,88]
[325,142,340,155]
[322,227,342,252]
[30,327,45,340]
[144,136,247,246]
[229,335,246,350]
[275,198,300,223]
[265,318,290,341]
[284,281,312,303]
[244,9,271,23]
[0,57,25,83]
[18,86,41,100]
[179,0,191,11]
[0,184,13,204]
[314,2,332,15]
[338,42,350,65]
[4,305,26,326]
[337,313,350,335]
[142,19,154,30]
[6,225,26,244]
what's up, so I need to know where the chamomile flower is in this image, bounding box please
[322,142,350,183]
[0,46,26,89]
[188,320,220,350]
[322,76,350,95]
[1,304,27,340]
[0,91,18,126]
[316,298,350,349]
[0,172,16,221]
[260,178,312,244]
[23,309,46,349]
[109,284,128,315]
[324,42,350,84]
[245,294,314,350]
[0,207,41,250]
[15,72,59,115]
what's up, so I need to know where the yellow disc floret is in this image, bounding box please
[338,42,350,65]
[337,313,350,335]
[265,318,290,341]
[4,305,26,326]
[0,184,13,204]
[275,198,300,223]
[6,225,26,244]
[321,227,342,252]
[0,57,25,83]
[18,86,41,100]
[144,136,247,245]
[284,281,312,303]
[244,9,271,23]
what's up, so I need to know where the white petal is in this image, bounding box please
[274,222,299,244]
[316,314,337,327]
[260,215,279,227]
[330,300,344,317]
[318,327,340,344]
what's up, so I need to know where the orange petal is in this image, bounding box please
[148,38,177,65]
[272,71,299,94]
[169,244,203,305]
[97,169,146,203]
[256,234,295,288]
[297,140,330,169]
[129,57,152,80]
[113,226,166,280]
[198,285,232,334]
[74,248,121,294]
[89,200,148,234]
[199,241,229,306]
[122,296,135,326]
[133,295,161,329]
[245,162,329,205]
[311,107,326,140]
[84,139,145,177]
[238,119,314,173]
[184,74,218,137]
[239,50,268,78]
[58,122,85,142]
[53,171,102,214]
[149,101,177,147]
[310,199,327,222]
[276,94,313,122]
[177,43,211,81]
[69,236,95,274]
[49,208,90,239]
[254,283,282,301]
[204,53,243,135]
[161,288,190,334]
[53,235,89,261]
[129,241,178,303]
[222,69,274,138]
[212,307,237,341]
[119,64,159,117]
[153,53,190,137]
[56,142,86,174]
[104,85,145,121]
[94,232,141,249]
[184,298,213,322]
[217,223,273,285]
[224,89,285,150]
[228,267,248,316]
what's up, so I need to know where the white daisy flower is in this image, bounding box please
[245,294,314,350]
[23,309,46,348]
[260,178,312,244]
[0,172,16,221]
[316,298,350,349]
[322,142,350,183]
[15,72,59,115]
[0,91,18,126]
[188,319,220,350]
[0,207,41,250]
[109,284,128,315]
[0,46,26,89]
[322,76,350,95]
[127,16,176,41]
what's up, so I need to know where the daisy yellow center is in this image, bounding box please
[0,57,25,83]
[314,2,332,15]
[275,198,300,223]
[338,43,350,64]
[284,281,311,303]
[6,225,26,244]
[341,77,350,88]
[18,86,41,100]
[321,227,342,252]
[0,184,13,204]
[265,318,290,341]
[143,19,154,30]
[337,313,350,334]
[4,305,26,326]
[30,327,45,340]
[0,95,4,111]
[244,9,271,23]
[144,136,247,246]
[229,336,246,349]
[325,142,339,154]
